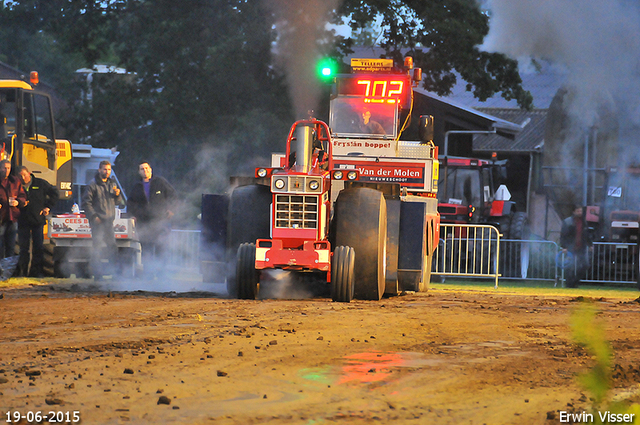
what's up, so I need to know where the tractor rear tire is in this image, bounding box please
[236,243,259,300]
[334,187,387,300]
[226,185,271,297]
[331,246,355,302]
[509,212,529,240]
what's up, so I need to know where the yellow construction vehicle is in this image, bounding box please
[0,71,72,201]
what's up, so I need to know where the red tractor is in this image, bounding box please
[437,156,529,277]
[201,57,440,301]
[437,156,527,238]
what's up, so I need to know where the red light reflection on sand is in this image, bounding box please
[337,351,406,385]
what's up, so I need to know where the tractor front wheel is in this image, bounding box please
[226,185,271,296]
[236,243,259,300]
[331,246,355,303]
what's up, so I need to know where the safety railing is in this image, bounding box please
[165,229,201,269]
[584,242,638,285]
[433,224,501,288]
[432,228,561,286]
[164,228,638,287]
[499,239,560,283]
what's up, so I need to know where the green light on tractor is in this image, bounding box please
[317,58,337,82]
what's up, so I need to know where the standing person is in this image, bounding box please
[128,161,177,274]
[16,166,58,277]
[82,160,124,279]
[0,159,26,258]
[560,205,592,288]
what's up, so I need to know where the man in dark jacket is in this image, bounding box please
[16,166,58,277]
[560,205,592,288]
[128,161,177,272]
[82,160,124,279]
[0,159,26,258]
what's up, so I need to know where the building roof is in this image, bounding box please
[414,88,526,138]
[473,108,547,153]
[441,62,567,153]
[442,62,567,110]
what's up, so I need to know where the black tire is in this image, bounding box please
[333,187,387,300]
[509,212,529,240]
[496,216,510,239]
[236,243,259,300]
[77,262,91,279]
[53,260,68,278]
[53,247,70,278]
[226,185,271,296]
[43,243,55,277]
[331,246,355,302]
[504,212,530,278]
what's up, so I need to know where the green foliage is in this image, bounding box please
[570,302,611,405]
[569,302,640,421]
[337,0,533,109]
[350,21,381,47]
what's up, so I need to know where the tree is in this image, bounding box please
[0,0,532,196]
[99,0,292,190]
[336,0,532,109]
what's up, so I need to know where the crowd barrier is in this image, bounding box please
[167,229,639,288]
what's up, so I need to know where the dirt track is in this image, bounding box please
[2,277,640,424]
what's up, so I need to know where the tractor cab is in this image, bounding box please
[329,96,398,140]
[0,73,72,202]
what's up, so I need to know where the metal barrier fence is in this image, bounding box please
[584,242,638,284]
[499,239,560,283]
[165,228,639,287]
[433,224,501,288]
[432,230,561,286]
[166,229,201,269]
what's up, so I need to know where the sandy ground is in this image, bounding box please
[2,274,640,425]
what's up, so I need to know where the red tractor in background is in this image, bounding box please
[437,156,529,277]
[201,57,440,301]
[586,165,640,244]
[583,165,640,285]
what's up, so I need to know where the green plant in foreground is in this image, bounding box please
[570,302,640,422]
[570,302,612,406]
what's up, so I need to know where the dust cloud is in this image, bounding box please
[481,0,640,139]
[99,2,343,295]
[480,0,640,207]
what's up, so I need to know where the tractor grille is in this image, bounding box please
[275,195,318,229]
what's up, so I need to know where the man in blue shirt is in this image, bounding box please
[128,161,177,275]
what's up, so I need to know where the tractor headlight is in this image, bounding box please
[347,171,358,180]
[333,170,343,180]
[257,168,268,178]
[274,178,286,190]
[309,180,320,191]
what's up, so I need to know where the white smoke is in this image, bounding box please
[263,0,342,119]
[480,0,640,129]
